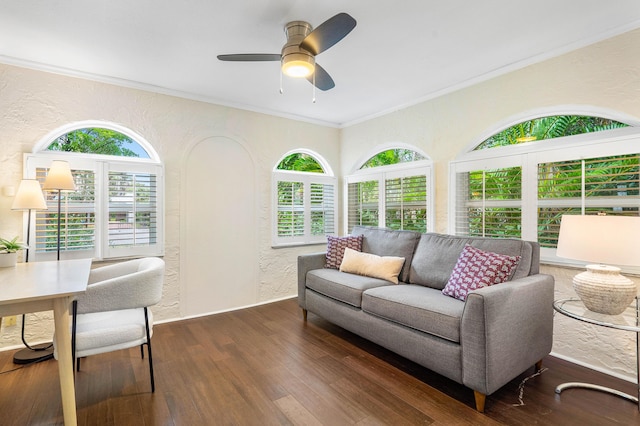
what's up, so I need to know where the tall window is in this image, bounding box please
[272,151,337,246]
[26,125,163,261]
[346,148,433,233]
[451,115,638,263]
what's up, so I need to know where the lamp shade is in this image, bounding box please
[556,214,640,267]
[43,160,76,191]
[11,179,48,210]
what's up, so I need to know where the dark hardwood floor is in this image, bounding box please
[0,298,638,425]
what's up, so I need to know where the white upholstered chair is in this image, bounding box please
[54,257,165,392]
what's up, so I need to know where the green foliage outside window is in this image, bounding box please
[361,149,426,168]
[47,128,147,158]
[277,153,324,173]
[463,115,637,247]
[476,116,627,150]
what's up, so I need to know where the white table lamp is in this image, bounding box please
[556,214,640,315]
[11,179,48,262]
[11,179,52,363]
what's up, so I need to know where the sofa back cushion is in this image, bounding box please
[351,226,421,283]
[409,233,538,290]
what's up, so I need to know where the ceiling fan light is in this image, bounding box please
[282,52,315,78]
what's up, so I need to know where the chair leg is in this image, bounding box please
[143,307,155,393]
[140,344,144,360]
[71,301,78,373]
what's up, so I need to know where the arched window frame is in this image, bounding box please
[24,121,164,261]
[272,149,337,247]
[449,110,640,271]
[344,144,434,234]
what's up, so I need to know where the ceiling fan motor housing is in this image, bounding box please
[281,21,315,77]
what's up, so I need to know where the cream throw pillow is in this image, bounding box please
[339,247,406,284]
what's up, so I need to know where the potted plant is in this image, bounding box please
[0,236,28,267]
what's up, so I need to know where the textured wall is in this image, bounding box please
[0,64,339,349]
[340,29,640,381]
[1,28,639,382]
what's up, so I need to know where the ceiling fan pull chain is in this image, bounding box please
[279,68,284,94]
[312,73,316,103]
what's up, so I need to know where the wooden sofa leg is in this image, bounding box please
[535,359,543,372]
[473,391,486,413]
[302,309,308,321]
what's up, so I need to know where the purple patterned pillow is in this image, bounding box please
[442,244,521,301]
[325,235,364,269]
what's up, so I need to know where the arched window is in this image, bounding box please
[25,123,163,261]
[345,147,433,233]
[272,150,336,246]
[450,114,639,266]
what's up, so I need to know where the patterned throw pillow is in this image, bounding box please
[442,244,521,301]
[325,235,364,269]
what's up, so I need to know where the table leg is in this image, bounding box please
[636,329,640,411]
[555,381,639,404]
[52,296,77,426]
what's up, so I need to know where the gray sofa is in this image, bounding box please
[297,226,555,412]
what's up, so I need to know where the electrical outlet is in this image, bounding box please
[3,316,17,327]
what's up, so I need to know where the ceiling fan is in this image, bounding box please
[217,13,357,91]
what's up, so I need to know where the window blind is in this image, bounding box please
[277,181,305,238]
[273,173,336,245]
[455,167,522,238]
[347,180,379,233]
[310,183,335,236]
[35,167,96,254]
[538,154,640,248]
[385,174,427,232]
[108,171,158,249]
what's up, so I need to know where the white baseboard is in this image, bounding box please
[550,351,636,384]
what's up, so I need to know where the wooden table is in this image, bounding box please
[0,258,91,425]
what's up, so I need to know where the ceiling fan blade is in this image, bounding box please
[217,54,281,61]
[300,13,356,55]
[307,63,335,91]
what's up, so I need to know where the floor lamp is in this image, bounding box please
[42,160,77,261]
[10,179,52,363]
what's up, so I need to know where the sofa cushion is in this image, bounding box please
[409,233,534,290]
[441,244,521,301]
[339,248,405,284]
[306,268,392,308]
[362,285,465,343]
[325,234,364,269]
[351,226,421,283]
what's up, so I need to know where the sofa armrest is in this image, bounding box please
[460,273,555,395]
[297,252,327,309]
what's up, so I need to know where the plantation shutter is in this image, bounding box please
[273,172,337,245]
[310,183,335,236]
[385,174,428,232]
[277,181,305,238]
[454,167,522,238]
[538,153,640,248]
[347,180,379,233]
[35,167,96,258]
[107,171,158,252]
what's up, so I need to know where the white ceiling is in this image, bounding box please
[1,1,640,127]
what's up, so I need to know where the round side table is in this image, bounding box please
[553,297,640,410]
